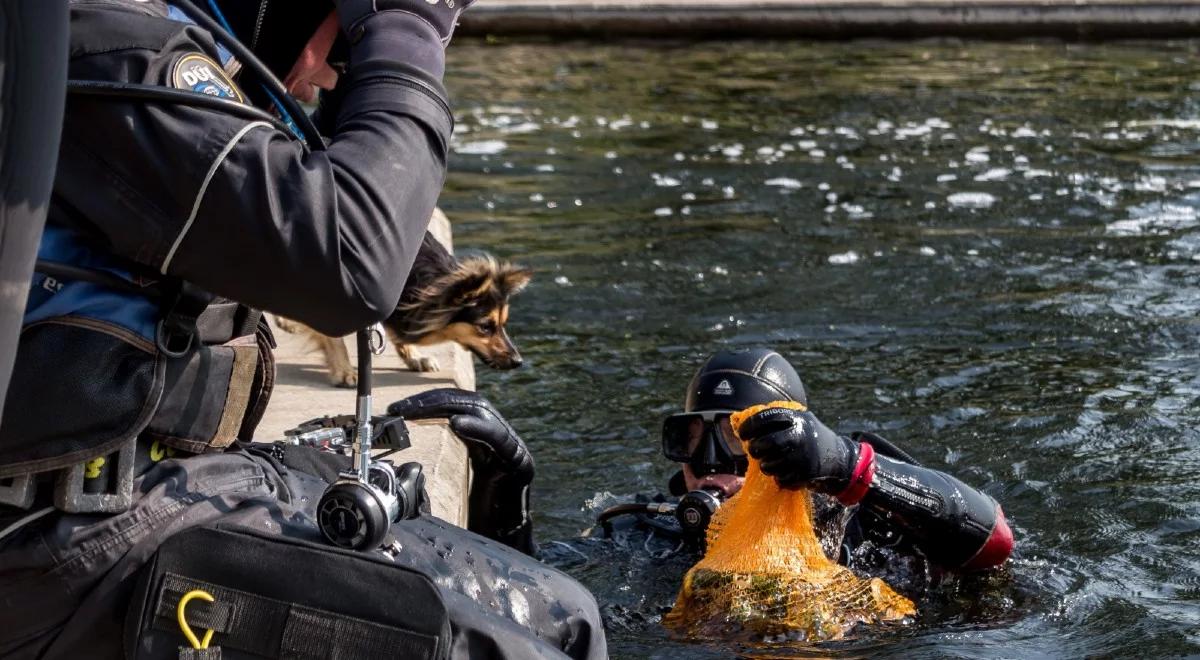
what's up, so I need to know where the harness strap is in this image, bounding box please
[158,280,213,357]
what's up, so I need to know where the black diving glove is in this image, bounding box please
[334,0,475,47]
[387,388,536,555]
[738,407,874,504]
[331,0,476,111]
[740,407,1014,571]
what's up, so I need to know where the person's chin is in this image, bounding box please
[694,473,744,498]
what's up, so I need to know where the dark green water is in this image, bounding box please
[441,40,1200,658]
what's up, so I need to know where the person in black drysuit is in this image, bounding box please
[0,1,604,658]
[682,349,1013,570]
[606,348,1015,574]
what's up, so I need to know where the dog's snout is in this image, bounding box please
[489,331,523,370]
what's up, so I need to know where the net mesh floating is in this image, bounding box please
[663,400,916,641]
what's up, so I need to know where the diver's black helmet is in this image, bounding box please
[684,349,807,413]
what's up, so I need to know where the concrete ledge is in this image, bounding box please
[460,1,1200,39]
[254,209,473,526]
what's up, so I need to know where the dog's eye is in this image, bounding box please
[476,321,496,336]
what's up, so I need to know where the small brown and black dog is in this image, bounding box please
[278,231,532,387]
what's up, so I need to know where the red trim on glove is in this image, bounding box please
[962,505,1014,571]
[835,441,876,506]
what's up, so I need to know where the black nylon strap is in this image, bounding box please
[178,647,222,659]
[282,607,440,659]
[161,280,213,338]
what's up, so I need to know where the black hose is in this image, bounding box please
[35,260,163,298]
[853,431,921,466]
[67,81,294,136]
[356,329,372,398]
[169,0,325,151]
[596,503,657,526]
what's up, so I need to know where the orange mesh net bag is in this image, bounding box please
[663,400,916,641]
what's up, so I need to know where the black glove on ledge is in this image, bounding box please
[388,388,536,555]
[739,406,1014,571]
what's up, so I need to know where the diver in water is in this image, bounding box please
[402,348,1014,575]
[601,348,1014,573]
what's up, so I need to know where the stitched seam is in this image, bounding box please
[161,121,272,274]
[22,315,156,353]
[53,473,268,571]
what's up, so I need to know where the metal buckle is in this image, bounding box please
[54,438,137,513]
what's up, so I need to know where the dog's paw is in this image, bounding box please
[404,356,440,372]
[274,316,301,333]
[330,366,358,388]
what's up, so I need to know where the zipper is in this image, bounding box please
[251,0,267,50]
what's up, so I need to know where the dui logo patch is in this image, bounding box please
[172,53,244,103]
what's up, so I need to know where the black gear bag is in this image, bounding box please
[125,526,451,659]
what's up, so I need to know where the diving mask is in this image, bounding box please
[661,410,748,477]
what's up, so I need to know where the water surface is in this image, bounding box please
[442,40,1200,658]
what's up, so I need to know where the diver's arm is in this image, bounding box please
[160,8,455,337]
[853,451,1013,571]
[740,407,1013,571]
[55,6,454,337]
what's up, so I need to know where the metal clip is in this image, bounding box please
[286,426,348,451]
[368,322,387,356]
[54,437,136,513]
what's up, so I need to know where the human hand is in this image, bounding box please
[387,388,532,483]
[738,407,864,499]
[334,0,476,47]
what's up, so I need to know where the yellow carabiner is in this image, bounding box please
[176,589,216,650]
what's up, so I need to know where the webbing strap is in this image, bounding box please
[178,647,222,659]
[160,281,213,340]
[282,608,441,659]
[193,302,261,344]
[155,573,440,660]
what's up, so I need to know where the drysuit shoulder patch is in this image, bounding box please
[171,53,244,103]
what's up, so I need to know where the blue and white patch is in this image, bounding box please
[172,53,244,103]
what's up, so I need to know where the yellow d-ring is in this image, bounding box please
[176,589,216,649]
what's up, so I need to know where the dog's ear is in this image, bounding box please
[499,266,533,296]
[445,268,493,306]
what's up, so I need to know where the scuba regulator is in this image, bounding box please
[595,405,751,546]
[310,327,427,551]
[596,486,728,546]
[674,487,725,539]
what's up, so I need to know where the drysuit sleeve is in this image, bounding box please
[53,9,454,337]
[847,432,1014,571]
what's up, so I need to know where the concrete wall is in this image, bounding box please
[255,209,473,526]
[460,0,1200,39]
